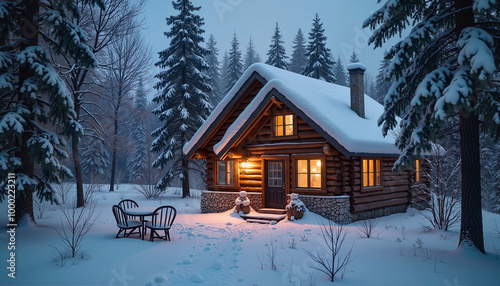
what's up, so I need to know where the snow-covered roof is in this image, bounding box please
[184,63,401,158]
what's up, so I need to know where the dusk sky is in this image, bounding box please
[143,0,407,89]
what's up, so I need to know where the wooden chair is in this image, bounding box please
[118,199,139,220]
[145,206,177,241]
[112,205,142,239]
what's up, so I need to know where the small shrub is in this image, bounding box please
[266,242,278,270]
[53,202,98,258]
[54,183,73,205]
[34,199,48,219]
[415,237,424,248]
[135,184,165,199]
[300,235,308,242]
[304,220,354,282]
[356,218,378,238]
[288,238,297,249]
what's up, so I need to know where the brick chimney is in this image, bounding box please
[347,63,366,118]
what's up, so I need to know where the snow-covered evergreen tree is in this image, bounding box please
[206,34,223,107]
[220,51,229,95]
[0,0,102,223]
[364,0,500,253]
[349,49,360,63]
[373,57,392,104]
[81,134,110,177]
[127,79,149,183]
[152,0,212,198]
[333,55,348,86]
[265,23,288,70]
[244,36,261,69]
[302,14,335,83]
[225,32,243,94]
[289,28,308,74]
[364,73,375,98]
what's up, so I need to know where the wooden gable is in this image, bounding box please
[186,72,266,159]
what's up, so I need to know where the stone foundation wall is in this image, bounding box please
[298,195,352,224]
[200,191,262,213]
[351,204,407,221]
[200,191,352,224]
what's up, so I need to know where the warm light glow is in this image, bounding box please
[316,160,321,167]
[241,161,247,169]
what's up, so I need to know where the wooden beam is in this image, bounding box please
[271,95,283,108]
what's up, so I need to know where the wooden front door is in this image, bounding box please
[264,160,286,208]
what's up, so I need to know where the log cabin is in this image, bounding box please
[183,63,425,223]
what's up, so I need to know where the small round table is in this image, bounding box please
[123,207,157,240]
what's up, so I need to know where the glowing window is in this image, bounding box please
[274,114,294,136]
[217,160,236,185]
[416,159,421,182]
[297,159,322,189]
[362,159,381,188]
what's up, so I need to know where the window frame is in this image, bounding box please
[361,158,383,190]
[291,155,326,193]
[272,111,297,138]
[214,159,240,188]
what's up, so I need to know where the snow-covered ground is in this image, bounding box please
[1,184,499,285]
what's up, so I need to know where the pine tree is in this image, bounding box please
[152,0,212,198]
[225,32,243,94]
[244,36,261,69]
[333,55,348,86]
[290,28,308,74]
[206,34,223,107]
[220,51,229,95]
[127,79,149,183]
[0,1,102,223]
[302,14,336,83]
[349,49,360,63]
[81,134,109,178]
[373,57,392,104]
[364,0,500,253]
[265,23,288,70]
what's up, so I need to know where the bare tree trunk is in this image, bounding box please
[14,0,39,224]
[109,107,119,192]
[182,156,190,198]
[73,99,85,207]
[459,113,484,253]
[454,0,485,253]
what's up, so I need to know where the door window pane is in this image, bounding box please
[268,162,282,187]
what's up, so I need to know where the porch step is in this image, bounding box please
[240,213,287,223]
[258,208,287,215]
[246,219,273,224]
